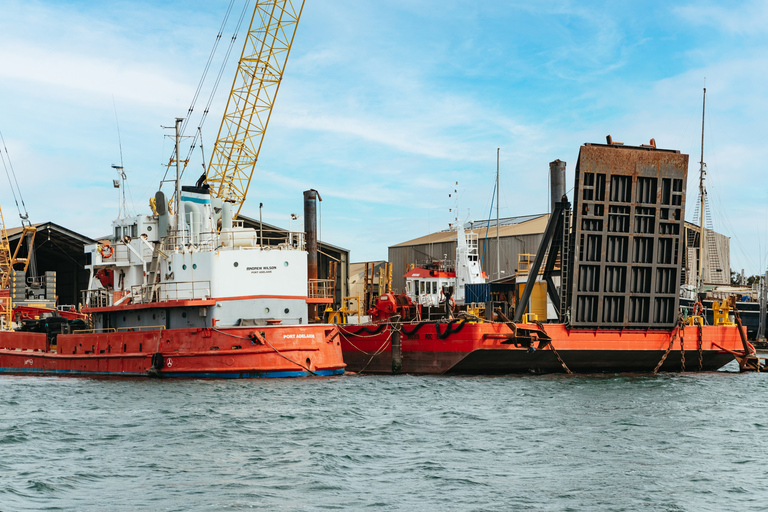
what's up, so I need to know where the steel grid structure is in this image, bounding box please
[568,142,688,329]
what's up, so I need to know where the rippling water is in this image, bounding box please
[2,362,768,511]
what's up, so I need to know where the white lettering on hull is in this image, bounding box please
[282,334,316,339]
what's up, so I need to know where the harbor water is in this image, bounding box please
[2,363,768,511]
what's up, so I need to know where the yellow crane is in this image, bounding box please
[0,206,36,329]
[0,206,11,289]
[205,0,305,218]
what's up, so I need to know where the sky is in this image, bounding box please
[1,0,767,275]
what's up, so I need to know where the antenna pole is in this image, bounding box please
[496,148,500,281]
[698,88,706,292]
[175,118,184,238]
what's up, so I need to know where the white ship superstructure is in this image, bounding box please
[85,186,311,331]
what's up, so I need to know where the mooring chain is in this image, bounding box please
[550,343,572,374]
[697,324,703,372]
[654,318,683,374]
[680,323,686,372]
[534,321,572,374]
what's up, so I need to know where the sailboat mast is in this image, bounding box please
[698,88,706,292]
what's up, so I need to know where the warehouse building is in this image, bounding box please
[387,213,729,294]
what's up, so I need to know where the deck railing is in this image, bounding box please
[131,280,212,304]
[83,280,211,308]
[308,279,335,299]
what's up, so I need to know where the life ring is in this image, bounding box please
[99,243,113,259]
[693,301,703,317]
[439,289,444,302]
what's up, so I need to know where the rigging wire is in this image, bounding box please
[481,178,497,272]
[112,96,136,217]
[701,105,759,275]
[112,96,125,171]
[0,130,30,223]
[161,0,251,189]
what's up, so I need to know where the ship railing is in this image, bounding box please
[82,289,113,309]
[227,231,306,250]
[308,279,335,299]
[517,253,560,275]
[161,232,217,252]
[72,325,166,334]
[131,280,212,304]
[82,281,211,307]
[73,327,117,334]
[115,324,166,332]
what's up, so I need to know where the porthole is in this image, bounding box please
[123,316,126,321]
[284,308,289,314]
[234,262,239,267]
[283,261,289,267]
[192,264,197,269]
[137,315,141,321]
[147,226,153,231]
[264,307,270,314]
[183,264,187,270]
[169,265,172,271]
[182,312,187,318]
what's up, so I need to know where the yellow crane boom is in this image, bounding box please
[206,0,305,218]
[0,206,12,289]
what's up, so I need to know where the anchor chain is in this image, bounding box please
[697,324,703,371]
[534,320,572,374]
[654,318,683,374]
[550,343,572,374]
[680,323,686,372]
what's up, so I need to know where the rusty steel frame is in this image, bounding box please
[568,142,688,329]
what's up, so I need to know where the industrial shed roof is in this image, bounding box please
[391,213,550,248]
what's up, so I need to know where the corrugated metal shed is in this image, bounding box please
[388,214,549,293]
[5,222,95,307]
[387,214,731,295]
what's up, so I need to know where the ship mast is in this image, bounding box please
[496,148,500,281]
[697,88,707,293]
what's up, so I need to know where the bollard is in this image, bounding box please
[391,329,402,374]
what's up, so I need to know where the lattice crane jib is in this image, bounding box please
[206,0,305,219]
[0,206,12,289]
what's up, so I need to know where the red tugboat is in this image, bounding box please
[0,2,345,378]
[340,140,750,374]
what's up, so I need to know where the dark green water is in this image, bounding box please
[2,362,768,511]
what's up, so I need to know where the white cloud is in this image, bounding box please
[675,0,768,36]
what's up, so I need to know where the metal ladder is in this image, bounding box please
[559,209,571,320]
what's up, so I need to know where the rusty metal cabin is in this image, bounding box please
[568,142,688,329]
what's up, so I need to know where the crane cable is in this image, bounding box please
[0,130,30,225]
[161,0,252,189]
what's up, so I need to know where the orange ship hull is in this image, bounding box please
[0,325,345,378]
[340,321,743,374]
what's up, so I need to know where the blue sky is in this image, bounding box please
[1,0,767,274]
